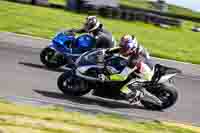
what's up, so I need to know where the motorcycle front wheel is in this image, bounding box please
[40,47,66,69]
[57,70,91,96]
[141,83,178,110]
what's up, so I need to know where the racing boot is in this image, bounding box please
[120,85,142,104]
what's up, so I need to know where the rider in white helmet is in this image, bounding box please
[108,34,150,59]
[106,34,154,103]
[67,16,115,48]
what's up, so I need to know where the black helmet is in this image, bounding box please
[84,16,101,32]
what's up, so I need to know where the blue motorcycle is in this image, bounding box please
[40,32,96,69]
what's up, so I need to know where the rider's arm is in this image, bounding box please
[140,48,150,59]
[73,28,86,33]
[137,44,150,59]
[65,28,86,34]
[106,47,120,54]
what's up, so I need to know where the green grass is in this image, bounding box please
[0,0,200,64]
[48,0,66,5]
[167,4,200,19]
[0,100,199,133]
[120,0,154,10]
[119,0,200,19]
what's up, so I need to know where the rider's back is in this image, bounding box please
[95,29,114,48]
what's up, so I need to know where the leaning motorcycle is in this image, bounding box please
[57,49,181,110]
[40,31,96,69]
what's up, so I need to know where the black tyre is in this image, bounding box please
[40,47,65,69]
[141,83,178,110]
[57,70,91,96]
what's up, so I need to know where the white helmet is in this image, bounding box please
[119,34,138,51]
[84,16,101,32]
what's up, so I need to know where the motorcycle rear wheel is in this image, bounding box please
[57,70,91,96]
[141,83,178,110]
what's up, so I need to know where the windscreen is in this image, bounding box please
[75,49,103,66]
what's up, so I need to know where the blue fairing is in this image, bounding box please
[75,34,95,48]
[53,32,75,46]
[72,34,95,54]
[51,32,74,54]
[49,32,95,58]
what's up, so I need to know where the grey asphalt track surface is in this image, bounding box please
[0,37,200,125]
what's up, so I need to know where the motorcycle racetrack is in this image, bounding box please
[0,33,200,126]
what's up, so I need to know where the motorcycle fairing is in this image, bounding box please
[49,33,96,59]
[53,32,75,47]
[77,65,104,74]
[75,34,96,48]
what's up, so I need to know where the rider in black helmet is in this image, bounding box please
[67,16,115,48]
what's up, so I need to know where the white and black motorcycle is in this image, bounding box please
[57,49,181,110]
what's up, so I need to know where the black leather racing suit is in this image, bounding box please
[68,25,115,48]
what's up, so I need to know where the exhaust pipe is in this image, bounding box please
[141,88,163,106]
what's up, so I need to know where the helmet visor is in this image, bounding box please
[120,41,136,50]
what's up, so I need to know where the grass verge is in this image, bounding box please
[0,1,200,64]
[0,100,199,133]
[49,0,66,5]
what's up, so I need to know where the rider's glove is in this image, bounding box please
[64,29,76,36]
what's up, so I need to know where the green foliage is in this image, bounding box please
[0,101,198,133]
[120,0,154,9]
[48,0,66,5]
[119,0,200,19]
[0,1,200,64]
